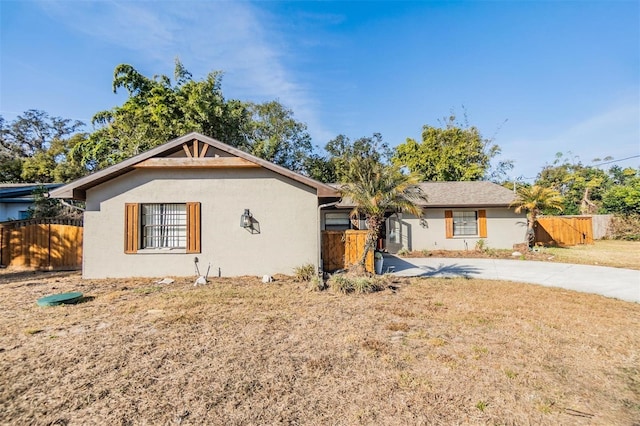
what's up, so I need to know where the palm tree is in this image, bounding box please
[510,185,564,246]
[340,160,426,269]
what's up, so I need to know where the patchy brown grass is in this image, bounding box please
[403,240,640,270]
[1,270,639,425]
[543,240,640,270]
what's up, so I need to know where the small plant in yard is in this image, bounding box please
[293,263,315,282]
[475,239,486,252]
[420,248,430,256]
[307,275,327,292]
[328,273,387,294]
[396,248,410,257]
[476,400,488,412]
[504,368,519,379]
[134,286,163,295]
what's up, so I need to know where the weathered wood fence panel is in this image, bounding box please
[591,214,613,240]
[535,216,593,246]
[322,230,374,273]
[321,231,345,273]
[0,219,83,270]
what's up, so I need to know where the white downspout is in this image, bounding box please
[317,200,340,275]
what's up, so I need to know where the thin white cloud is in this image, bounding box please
[507,98,640,178]
[39,0,333,143]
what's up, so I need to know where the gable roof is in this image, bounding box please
[335,181,516,208]
[0,183,63,200]
[50,133,340,200]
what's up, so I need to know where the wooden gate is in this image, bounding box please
[321,230,374,273]
[535,216,593,246]
[0,219,83,270]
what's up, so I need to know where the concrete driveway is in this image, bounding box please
[383,255,640,303]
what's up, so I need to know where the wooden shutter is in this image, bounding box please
[186,202,201,253]
[444,210,453,239]
[124,203,139,254]
[478,210,487,238]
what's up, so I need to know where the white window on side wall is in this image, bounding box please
[141,203,187,249]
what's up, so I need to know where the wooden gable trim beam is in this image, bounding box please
[199,143,209,157]
[181,140,210,158]
[133,157,260,169]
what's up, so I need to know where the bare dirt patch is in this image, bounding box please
[1,270,639,425]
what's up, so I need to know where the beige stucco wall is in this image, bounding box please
[386,208,528,252]
[83,168,319,278]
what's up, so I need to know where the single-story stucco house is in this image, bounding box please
[0,183,63,222]
[51,132,526,279]
[326,181,527,254]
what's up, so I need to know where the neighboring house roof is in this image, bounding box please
[50,133,340,200]
[335,181,516,208]
[0,183,63,200]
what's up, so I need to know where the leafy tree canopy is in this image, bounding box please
[306,133,392,183]
[392,114,511,182]
[535,152,612,215]
[73,60,313,173]
[601,167,640,215]
[243,101,313,173]
[0,110,86,183]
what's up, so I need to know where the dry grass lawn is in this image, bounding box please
[543,240,640,270]
[1,270,639,425]
[405,240,640,270]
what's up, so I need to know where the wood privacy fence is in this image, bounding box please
[535,216,593,246]
[322,230,374,273]
[0,219,83,270]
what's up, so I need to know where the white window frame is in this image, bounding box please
[141,203,187,249]
[324,212,352,231]
[453,210,478,237]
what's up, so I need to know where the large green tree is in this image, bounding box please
[74,61,249,170]
[535,153,612,215]
[74,61,313,173]
[0,110,87,183]
[306,133,392,183]
[601,167,640,215]
[339,159,426,268]
[243,101,313,173]
[393,115,510,181]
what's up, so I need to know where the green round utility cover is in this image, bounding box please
[37,292,83,307]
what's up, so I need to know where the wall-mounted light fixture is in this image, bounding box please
[241,209,253,229]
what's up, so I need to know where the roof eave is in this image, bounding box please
[49,132,339,200]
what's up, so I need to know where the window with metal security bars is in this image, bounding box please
[453,211,478,236]
[141,203,187,249]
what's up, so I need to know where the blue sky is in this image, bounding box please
[1,0,638,180]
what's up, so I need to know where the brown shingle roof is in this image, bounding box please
[416,181,516,207]
[335,181,516,208]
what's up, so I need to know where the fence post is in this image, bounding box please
[48,223,52,269]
